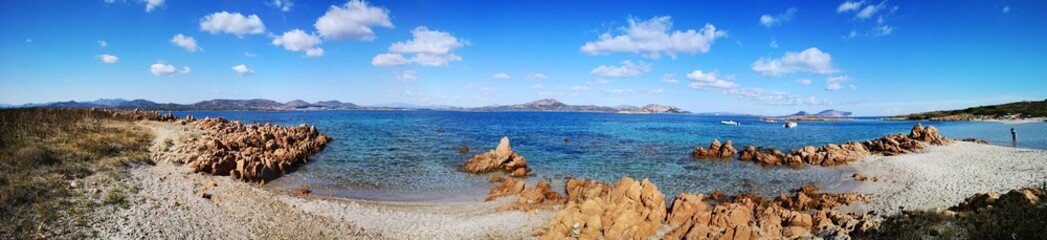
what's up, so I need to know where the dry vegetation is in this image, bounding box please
[858,184,1047,240]
[0,108,154,239]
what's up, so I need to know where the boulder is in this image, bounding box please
[693,139,739,159]
[463,137,531,176]
[537,177,666,240]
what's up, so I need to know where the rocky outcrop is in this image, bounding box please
[950,187,1045,212]
[693,139,737,159]
[534,177,667,240]
[665,185,875,240]
[164,117,331,183]
[738,123,950,167]
[463,137,530,177]
[487,177,564,212]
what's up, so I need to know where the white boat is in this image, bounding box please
[784,121,798,128]
[720,120,740,125]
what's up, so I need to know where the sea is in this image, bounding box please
[171,110,1047,202]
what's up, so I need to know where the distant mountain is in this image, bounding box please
[315,100,358,108]
[618,104,687,114]
[193,99,285,110]
[782,109,852,118]
[767,109,853,121]
[14,97,686,113]
[468,98,688,113]
[15,98,389,111]
[87,98,128,107]
[890,99,1047,121]
[815,109,852,118]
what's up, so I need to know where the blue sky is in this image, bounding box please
[1,0,1044,115]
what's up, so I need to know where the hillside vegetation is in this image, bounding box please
[892,99,1047,120]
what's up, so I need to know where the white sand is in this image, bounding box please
[93,121,1047,238]
[842,142,1047,215]
[91,121,554,240]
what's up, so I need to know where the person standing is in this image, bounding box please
[1011,128,1018,147]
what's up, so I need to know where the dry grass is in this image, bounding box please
[0,108,154,239]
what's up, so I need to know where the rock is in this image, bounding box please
[537,177,666,240]
[463,137,531,177]
[693,139,738,159]
[295,187,311,196]
[174,118,331,183]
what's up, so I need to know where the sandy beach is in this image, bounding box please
[90,121,553,239]
[844,142,1047,215]
[85,121,1047,239]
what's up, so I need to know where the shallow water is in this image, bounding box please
[173,110,1047,202]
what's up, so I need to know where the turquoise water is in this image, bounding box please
[173,111,1047,201]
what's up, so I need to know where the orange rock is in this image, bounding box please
[462,137,532,177]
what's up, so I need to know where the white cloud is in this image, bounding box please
[272,29,324,57]
[601,89,635,95]
[244,52,257,57]
[871,25,894,36]
[269,0,294,12]
[825,75,850,91]
[170,34,200,52]
[687,70,738,89]
[580,16,727,59]
[857,2,885,19]
[492,73,510,79]
[145,0,164,12]
[797,78,812,85]
[315,0,394,41]
[150,62,187,76]
[200,12,266,36]
[372,27,467,67]
[839,1,898,38]
[760,8,798,27]
[400,70,417,82]
[232,64,254,76]
[751,47,836,76]
[837,1,864,13]
[570,85,591,92]
[646,88,665,94]
[1003,6,1010,13]
[372,53,410,67]
[769,40,779,48]
[590,60,651,77]
[531,84,543,89]
[305,48,324,57]
[526,73,548,79]
[98,40,107,47]
[97,54,119,64]
[661,73,679,83]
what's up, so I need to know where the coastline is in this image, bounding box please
[841,142,1047,215]
[91,120,554,239]
[86,118,1047,239]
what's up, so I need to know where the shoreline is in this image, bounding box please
[90,120,1047,239]
[92,120,555,239]
[841,142,1047,215]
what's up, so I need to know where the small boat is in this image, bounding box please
[720,120,740,125]
[784,121,798,128]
